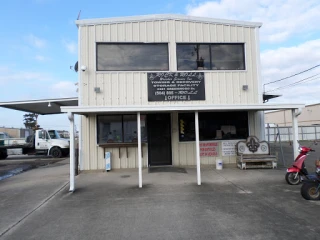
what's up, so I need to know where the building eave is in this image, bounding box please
[75,14,262,28]
[61,103,304,115]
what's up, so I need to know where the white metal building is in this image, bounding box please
[265,103,320,126]
[60,14,304,190]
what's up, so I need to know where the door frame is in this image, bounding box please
[147,113,172,166]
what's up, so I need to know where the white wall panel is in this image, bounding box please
[132,22,140,41]
[82,72,257,106]
[125,23,133,42]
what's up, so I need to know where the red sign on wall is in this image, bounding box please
[200,142,219,157]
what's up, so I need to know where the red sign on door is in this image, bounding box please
[200,142,219,157]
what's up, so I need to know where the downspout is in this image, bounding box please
[255,26,265,140]
[292,108,302,159]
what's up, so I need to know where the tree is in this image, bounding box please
[23,113,39,130]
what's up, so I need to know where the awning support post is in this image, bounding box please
[68,112,75,192]
[195,111,201,185]
[137,112,142,188]
[292,108,301,159]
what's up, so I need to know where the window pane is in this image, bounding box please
[178,112,248,142]
[177,44,210,70]
[123,115,137,143]
[211,44,245,70]
[97,116,123,143]
[97,43,169,71]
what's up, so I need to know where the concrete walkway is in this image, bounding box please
[0,163,319,240]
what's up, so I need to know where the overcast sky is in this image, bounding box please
[0,0,319,130]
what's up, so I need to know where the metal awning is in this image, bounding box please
[0,97,78,115]
[263,94,281,102]
[60,103,305,114]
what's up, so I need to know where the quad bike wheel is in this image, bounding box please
[301,182,320,200]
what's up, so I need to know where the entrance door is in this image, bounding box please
[147,113,172,166]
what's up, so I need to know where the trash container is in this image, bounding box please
[216,159,223,170]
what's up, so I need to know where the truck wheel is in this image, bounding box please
[0,150,8,160]
[50,147,62,158]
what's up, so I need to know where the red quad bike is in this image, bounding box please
[285,145,316,185]
[300,168,320,200]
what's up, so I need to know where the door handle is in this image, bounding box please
[38,143,40,146]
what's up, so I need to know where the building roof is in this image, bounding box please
[0,97,78,115]
[75,14,262,28]
[61,103,304,115]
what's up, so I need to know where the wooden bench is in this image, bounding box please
[236,136,277,170]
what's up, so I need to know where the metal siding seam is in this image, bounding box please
[101,24,104,42]
[94,26,97,106]
[145,21,147,42]
[255,27,262,104]
[248,28,254,104]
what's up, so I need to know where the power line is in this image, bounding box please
[263,64,320,87]
[266,74,320,93]
[265,73,320,93]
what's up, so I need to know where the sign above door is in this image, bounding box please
[147,72,205,101]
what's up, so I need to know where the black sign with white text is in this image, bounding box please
[147,72,205,101]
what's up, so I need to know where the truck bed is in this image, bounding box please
[0,143,33,149]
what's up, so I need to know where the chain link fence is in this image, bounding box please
[265,125,320,142]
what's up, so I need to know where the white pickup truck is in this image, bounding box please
[0,129,70,160]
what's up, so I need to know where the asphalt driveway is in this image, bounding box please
[1,163,319,240]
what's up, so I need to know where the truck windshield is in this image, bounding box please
[48,130,62,139]
[48,130,69,139]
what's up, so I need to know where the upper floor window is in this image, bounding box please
[177,43,245,71]
[97,43,169,71]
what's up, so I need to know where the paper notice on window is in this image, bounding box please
[200,142,219,157]
[221,140,239,156]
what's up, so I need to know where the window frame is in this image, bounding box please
[178,111,249,142]
[96,114,147,144]
[96,42,170,72]
[176,43,246,71]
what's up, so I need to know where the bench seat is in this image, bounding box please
[236,136,277,170]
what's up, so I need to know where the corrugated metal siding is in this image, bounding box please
[80,19,260,106]
[80,19,261,170]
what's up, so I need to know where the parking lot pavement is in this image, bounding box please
[0,159,69,237]
[1,165,319,240]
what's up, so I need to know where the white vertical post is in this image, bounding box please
[137,112,142,188]
[292,109,299,159]
[195,111,201,185]
[68,112,75,192]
